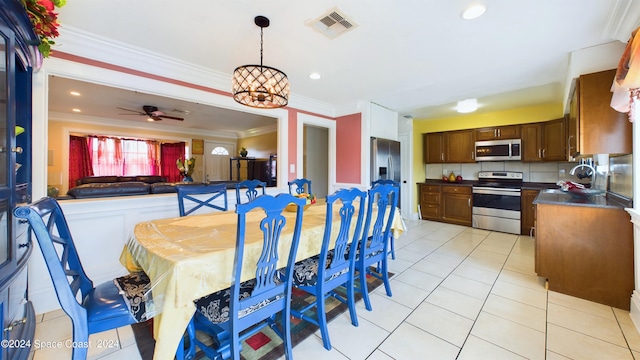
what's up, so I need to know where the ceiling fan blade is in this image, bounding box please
[116,107,145,115]
[158,115,185,121]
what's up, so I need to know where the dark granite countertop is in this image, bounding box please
[533,189,632,209]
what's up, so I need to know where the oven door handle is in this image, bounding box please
[472,187,521,196]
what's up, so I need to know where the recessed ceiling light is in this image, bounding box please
[72,108,81,112]
[461,4,486,20]
[70,91,81,96]
[456,98,478,113]
[309,72,321,80]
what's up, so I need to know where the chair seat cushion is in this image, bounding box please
[194,279,284,324]
[114,272,152,322]
[291,252,348,287]
[83,280,138,325]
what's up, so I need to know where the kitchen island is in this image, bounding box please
[533,190,633,310]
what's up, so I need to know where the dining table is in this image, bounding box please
[119,199,405,360]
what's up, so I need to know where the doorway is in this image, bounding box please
[304,125,329,199]
[204,142,235,182]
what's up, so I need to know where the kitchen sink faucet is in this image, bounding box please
[569,159,596,187]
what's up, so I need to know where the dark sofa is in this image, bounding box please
[66,176,237,199]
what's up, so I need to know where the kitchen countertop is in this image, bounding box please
[533,189,632,209]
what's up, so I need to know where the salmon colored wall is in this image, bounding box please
[336,113,362,183]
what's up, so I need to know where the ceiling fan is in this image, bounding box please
[117,105,185,121]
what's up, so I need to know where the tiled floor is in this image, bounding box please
[31,219,640,359]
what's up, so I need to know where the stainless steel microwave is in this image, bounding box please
[475,139,521,161]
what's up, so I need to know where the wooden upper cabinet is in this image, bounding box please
[475,125,521,141]
[423,132,444,163]
[568,80,579,157]
[573,69,632,156]
[521,123,543,162]
[444,129,475,163]
[542,118,566,161]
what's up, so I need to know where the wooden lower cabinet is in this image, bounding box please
[535,203,633,310]
[419,184,441,220]
[520,189,539,235]
[419,183,471,226]
[441,186,472,226]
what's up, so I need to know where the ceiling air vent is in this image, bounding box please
[309,8,357,39]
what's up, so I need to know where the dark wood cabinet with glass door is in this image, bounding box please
[0,1,39,359]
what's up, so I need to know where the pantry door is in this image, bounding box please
[204,142,235,182]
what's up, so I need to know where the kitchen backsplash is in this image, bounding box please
[426,161,584,184]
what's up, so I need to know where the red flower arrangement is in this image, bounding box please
[20,0,67,57]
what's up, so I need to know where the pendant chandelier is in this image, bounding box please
[232,16,289,109]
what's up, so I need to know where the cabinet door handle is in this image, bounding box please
[498,129,501,137]
[441,153,444,161]
[471,151,474,160]
[538,149,541,158]
[542,149,546,158]
[494,129,497,137]
[468,198,471,207]
[11,147,23,154]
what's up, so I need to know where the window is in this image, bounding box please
[211,146,229,155]
[88,136,160,176]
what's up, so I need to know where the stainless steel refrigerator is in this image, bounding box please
[371,137,401,207]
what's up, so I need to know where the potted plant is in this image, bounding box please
[239,147,248,157]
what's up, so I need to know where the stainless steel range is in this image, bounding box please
[472,171,523,234]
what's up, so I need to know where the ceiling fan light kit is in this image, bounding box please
[117,105,185,121]
[232,15,290,109]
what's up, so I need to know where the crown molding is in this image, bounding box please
[236,124,278,139]
[602,0,640,42]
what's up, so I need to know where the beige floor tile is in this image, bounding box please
[40,309,66,322]
[386,257,413,274]
[426,286,485,320]
[325,315,389,360]
[482,294,546,332]
[502,253,535,275]
[547,303,627,347]
[468,249,509,264]
[548,291,616,320]
[401,240,442,254]
[457,335,527,360]
[452,263,499,285]
[619,321,640,352]
[406,302,474,347]
[382,279,430,309]
[440,274,492,300]
[471,312,546,360]
[33,315,72,344]
[546,350,572,359]
[394,248,427,263]
[546,323,634,360]
[292,334,349,359]
[475,242,513,255]
[613,307,634,326]
[510,237,534,256]
[424,252,465,268]
[491,280,547,310]
[460,256,504,273]
[366,349,394,360]
[117,325,137,349]
[355,292,413,332]
[411,258,456,278]
[97,344,142,360]
[378,323,460,360]
[394,268,443,292]
[496,269,546,292]
[634,350,640,359]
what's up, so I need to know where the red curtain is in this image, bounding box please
[68,136,94,189]
[161,142,186,182]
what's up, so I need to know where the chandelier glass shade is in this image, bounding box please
[232,16,289,109]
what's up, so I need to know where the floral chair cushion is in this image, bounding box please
[194,278,284,324]
[291,251,348,287]
[114,271,152,322]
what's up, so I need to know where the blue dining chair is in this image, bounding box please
[14,197,151,360]
[234,179,266,204]
[371,179,400,260]
[288,178,312,195]
[176,183,228,216]
[290,187,366,350]
[181,193,306,360]
[355,183,398,311]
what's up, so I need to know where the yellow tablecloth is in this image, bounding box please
[119,201,405,360]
